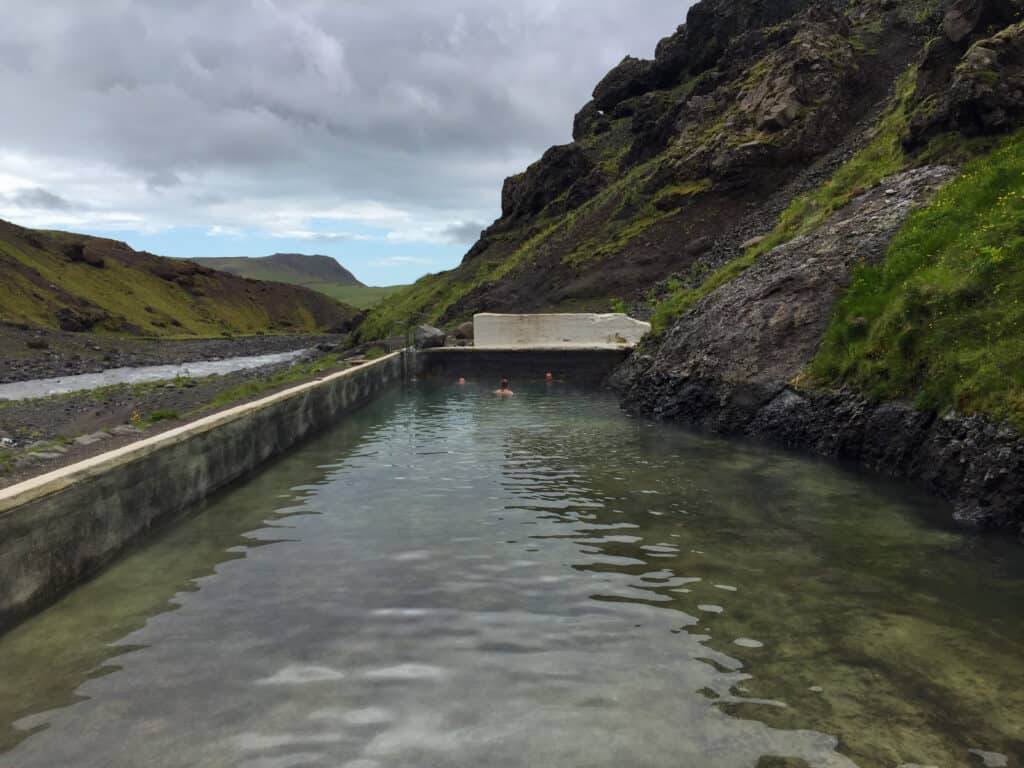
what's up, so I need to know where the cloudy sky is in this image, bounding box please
[0,1,691,285]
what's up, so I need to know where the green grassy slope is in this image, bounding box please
[809,129,1024,427]
[305,284,407,310]
[0,221,358,337]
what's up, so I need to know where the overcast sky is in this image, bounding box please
[0,1,691,285]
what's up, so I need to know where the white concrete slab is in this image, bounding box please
[473,313,650,349]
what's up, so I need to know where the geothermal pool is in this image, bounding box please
[0,383,1021,767]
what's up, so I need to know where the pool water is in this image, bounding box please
[0,383,1021,767]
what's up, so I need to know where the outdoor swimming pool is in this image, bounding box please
[0,382,1021,767]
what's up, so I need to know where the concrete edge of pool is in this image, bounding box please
[0,350,407,633]
[0,345,632,634]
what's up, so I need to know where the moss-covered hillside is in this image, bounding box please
[0,220,359,337]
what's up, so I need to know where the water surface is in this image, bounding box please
[0,383,1021,767]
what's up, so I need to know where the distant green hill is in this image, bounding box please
[301,283,408,310]
[0,221,358,337]
[194,253,405,309]
[195,253,364,287]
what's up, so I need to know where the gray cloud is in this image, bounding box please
[6,188,75,211]
[441,221,486,244]
[0,1,693,240]
[146,172,182,191]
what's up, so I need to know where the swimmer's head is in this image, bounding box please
[545,372,553,381]
[457,377,466,385]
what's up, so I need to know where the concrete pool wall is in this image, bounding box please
[0,351,406,633]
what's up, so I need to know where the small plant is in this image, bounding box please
[365,346,387,359]
[146,409,180,424]
[609,297,628,314]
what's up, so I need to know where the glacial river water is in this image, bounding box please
[0,383,1021,767]
[0,350,306,400]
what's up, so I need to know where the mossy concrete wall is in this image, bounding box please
[0,351,405,633]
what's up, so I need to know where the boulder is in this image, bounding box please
[64,243,104,268]
[55,306,108,333]
[413,324,446,349]
[453,321,474,340]
[908,19,1024,145]
[943,0,1023,44]
[592,56,658,112]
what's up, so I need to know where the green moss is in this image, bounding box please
[144,409,179,425]
[650,251,757,334]
[204,354,345,411]
[809,129,1024,427]
[652,178,713,209]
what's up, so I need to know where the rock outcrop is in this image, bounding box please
[491,144,600,236]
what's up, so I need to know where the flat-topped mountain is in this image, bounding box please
[194,253,365,288]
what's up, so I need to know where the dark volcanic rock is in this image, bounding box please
[909,18,1024,145]
[497,145,598,229]
[592,56,658,112]
[943,0,1023,44]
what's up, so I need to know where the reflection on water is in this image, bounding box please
[0,382,1021,767]
[0,350,306,400]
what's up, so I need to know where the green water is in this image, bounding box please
[0,383,1021,768]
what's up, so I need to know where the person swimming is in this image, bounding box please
[457,377,466,385]
[494,378,514,397]
[545,371,554,382]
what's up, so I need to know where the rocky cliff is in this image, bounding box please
[363,0,1024,532]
